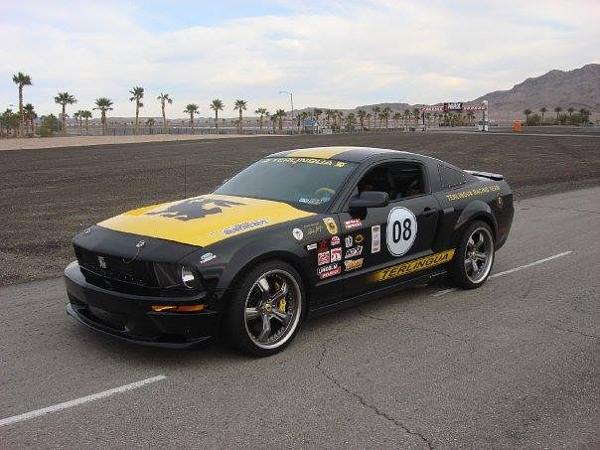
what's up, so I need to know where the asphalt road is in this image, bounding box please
[1,187,598,449]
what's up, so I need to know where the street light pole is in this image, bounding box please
[279,90,294,135]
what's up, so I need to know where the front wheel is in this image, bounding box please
[449,221,495,289]
[224,260,305,356]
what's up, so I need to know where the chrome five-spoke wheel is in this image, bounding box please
[450,221,495,289]
[464,227,494,284]
[243,269,302,351]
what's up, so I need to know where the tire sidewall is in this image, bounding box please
[451,221,495,289]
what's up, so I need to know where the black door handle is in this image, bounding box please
[423,207,438,217]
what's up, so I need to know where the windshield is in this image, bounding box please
[214,157,357,212]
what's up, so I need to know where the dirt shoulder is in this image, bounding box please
[0,133,273,152]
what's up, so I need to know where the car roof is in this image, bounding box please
[268,146,421,163]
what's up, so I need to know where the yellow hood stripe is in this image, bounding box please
[286,147,348,159]
[99,194,315,247]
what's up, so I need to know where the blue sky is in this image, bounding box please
[1,0,598,117]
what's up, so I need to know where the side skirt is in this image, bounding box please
[307,269,447,318]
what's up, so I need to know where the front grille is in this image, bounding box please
[74,246,158,288]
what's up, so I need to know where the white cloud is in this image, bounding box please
[1,0,598,117]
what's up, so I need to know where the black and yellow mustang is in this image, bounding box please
[65,146,514,355]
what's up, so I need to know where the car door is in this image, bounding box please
[337,160,442,297]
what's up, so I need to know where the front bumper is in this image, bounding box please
[64,262,219,348]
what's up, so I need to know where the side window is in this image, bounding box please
[438,164,466,189]
[354,162,426,202]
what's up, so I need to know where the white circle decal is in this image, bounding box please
[386,207,417,257]
[292,228,304,241]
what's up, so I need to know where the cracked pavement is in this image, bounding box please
[1,187,599,448]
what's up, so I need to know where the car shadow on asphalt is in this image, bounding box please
[67,281,444,369]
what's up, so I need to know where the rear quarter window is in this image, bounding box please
[439,164,467,189]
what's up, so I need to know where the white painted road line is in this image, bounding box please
[432,251,574,297]
[0,375,166,427]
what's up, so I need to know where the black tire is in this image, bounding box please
[224,260,305,356]
[449,220,495,289]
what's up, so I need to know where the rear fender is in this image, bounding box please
[452,200,498,246]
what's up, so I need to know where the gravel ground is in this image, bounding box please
[1,131,599,286]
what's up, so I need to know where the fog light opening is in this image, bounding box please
[151,304,206,313]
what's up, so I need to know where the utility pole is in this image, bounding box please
[279,90,294,135]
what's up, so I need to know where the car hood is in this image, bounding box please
[98,194,315,247]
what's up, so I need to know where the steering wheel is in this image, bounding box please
[314,187,335,199]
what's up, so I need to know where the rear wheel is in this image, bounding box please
[449,221,495,289]
[225,260,305,356]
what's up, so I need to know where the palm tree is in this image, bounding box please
[73,110,82,133]
[80,110,92,133]
[270,114,278,133]
[404,109,411,128]
[210,99,224,130]
[54,92,77,134]
[129,86,144,134]
[466,111,474,125]
[357,109,367,130]
[567,107,575,120]
[183,104,199,132]
[324,109,335,127]
[579,108,590,124]
[275,109,286,131]
[255,108,269,133]
[146,118,156,133]
[313,108,323,122]
[393,112,402,129]
[12,72,32,137]
[93,97,113,135]
[380,107,392,129]
[233,99,247,133]
[345,113,357,131]
[554,106,562,123]
[336,111,344,131]
[413,108,421,126]
[523,109,532,123]
[540,106,547,123]
[23,103,36,135]
[156,93,173,129]
[372,106,381,129]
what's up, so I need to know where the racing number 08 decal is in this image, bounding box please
[386,207,417,257]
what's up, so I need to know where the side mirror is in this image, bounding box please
[348,191,389,210]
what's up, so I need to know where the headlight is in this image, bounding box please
[181,266,196,289]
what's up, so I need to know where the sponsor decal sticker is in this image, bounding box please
[330,235,341,246]
[386,207,417,257]
[344,218,362,230]
[371,225,381,253]
[317,251,331,265]
[303,221,324,236]
[265,157,347,168]
[345,245,363,259]
[355,234,364,244]
[344,258,364,271]
[306,243,318,251]
[323,217,338,235]
[147,196,244,221]
[200,252,216,264]
[446,184,501,202]
[97,256,107,269]
[223,218,269,235]
[497,195,504,208]
[292,228,304,241]
[372,250,455,282]
[345,235,353,248]
[318,239,329,251]
[317,263,341,279]
[330,247,342,262]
